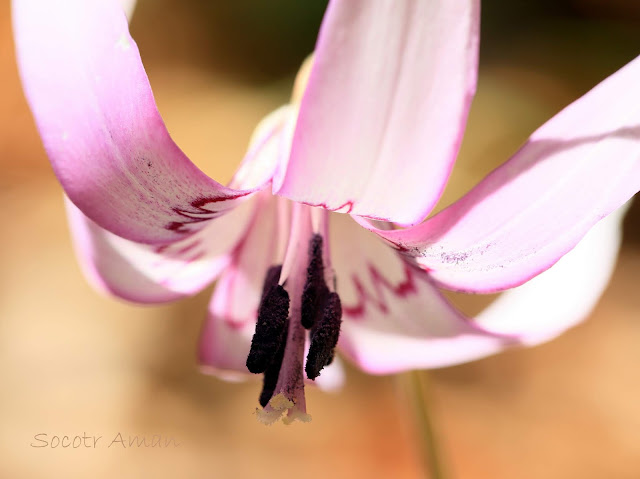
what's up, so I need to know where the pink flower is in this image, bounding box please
[13,0,638,424]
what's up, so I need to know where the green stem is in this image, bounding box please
[407,371,447,479]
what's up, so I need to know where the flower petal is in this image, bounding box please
[309,356,345,392]
[234,106,296,191]
[65,196,255,304]
[13,0,277,244]
[63,103,293,303]
[276,0,479,225]
[330,214,513,374]
[118,0,136,19]
[197,194,280,375]
[356,56,640,292]
[474,201,627,344]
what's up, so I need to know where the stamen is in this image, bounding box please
[258,322,288,407]
[305,292,342,380]
[246,266,290,374]
[261,265,283,301]
[301,234,329,329]
[325,349,335,367]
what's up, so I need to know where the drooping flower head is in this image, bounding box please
[13,0,639,423]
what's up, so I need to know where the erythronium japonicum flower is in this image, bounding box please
[13,0,639,424]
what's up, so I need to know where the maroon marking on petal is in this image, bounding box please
[184,251,206,264]
[225,320,247,331]
[153,244,170,254]
[164,192,252,234]
[388,240,409,252]
[152,240,202,258]
[191,193,249,209]
[298,200,355,214]
[297,201,400,223]
[165,221,190,233]
[172,240,201,257]
[342,263,418,318]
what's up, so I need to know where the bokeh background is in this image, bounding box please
[1,1,639,477]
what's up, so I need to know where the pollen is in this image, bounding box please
[258,323,288,407]
[301,234,329,329]
[246,266,289,374]
[305,292,342,380]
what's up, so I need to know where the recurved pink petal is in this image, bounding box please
[277,0,479,225]
[357,56,640,293]
[65,196,255,304]
[13,0,275,244]
[330,214,513,374]
[474,201,627,344]
[63,103,293,303]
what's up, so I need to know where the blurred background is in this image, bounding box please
[1,0,639,477]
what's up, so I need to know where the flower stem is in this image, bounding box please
[406,371,447,479]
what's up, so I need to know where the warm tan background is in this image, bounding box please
[1,1,639,478]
